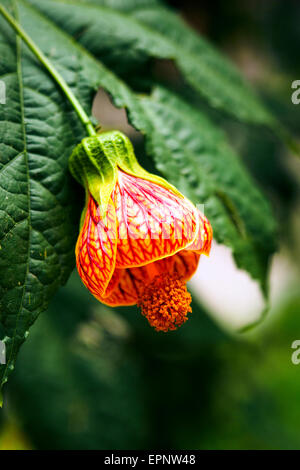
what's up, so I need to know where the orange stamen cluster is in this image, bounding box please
[138,274,192,332]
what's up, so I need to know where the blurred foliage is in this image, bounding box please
[0,420,31,450]
[1,273,300,449]
[2,273,149,450]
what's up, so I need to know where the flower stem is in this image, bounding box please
[0,4,96,137]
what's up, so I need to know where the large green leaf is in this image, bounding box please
[0,0,146,389]
[28,0,275,125]
[0,0,84,388]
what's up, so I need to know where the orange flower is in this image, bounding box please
[69,131,212,332]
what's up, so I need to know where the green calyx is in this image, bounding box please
[69,130,183,219]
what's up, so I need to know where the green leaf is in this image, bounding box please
[137,86,277,289]
[29,0,275,125]
[0,0,157,389]
[0,0,145,389]
[0,0,80,388]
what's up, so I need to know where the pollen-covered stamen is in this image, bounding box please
[138,274,192,332]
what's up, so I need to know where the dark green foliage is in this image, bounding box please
[7,273,300,449]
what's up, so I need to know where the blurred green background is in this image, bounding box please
[0,0,300,450]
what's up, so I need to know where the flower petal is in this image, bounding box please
[113,170,199,268]
[186,210,213,255]
[101,257,174,306]
[101,251,200,306]
[76,195,117,298]
[100,268,142,306]
[172,250,200,281]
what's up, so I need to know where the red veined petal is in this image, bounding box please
[100,251,200,307]
[186,210,213,255]
[76,195,117,298]
[99,268,143,306]
[100,256,175,306]
[172,250,200,282]
[112,170,199,269]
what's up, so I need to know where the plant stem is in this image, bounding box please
[0,4,96,137]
